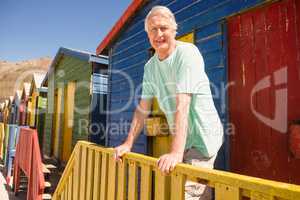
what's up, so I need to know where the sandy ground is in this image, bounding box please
[0,164,26,200]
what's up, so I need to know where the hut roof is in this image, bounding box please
[21,82,31,99]
[33,73,46,89]
[13,90,22,103]
[41,47,108,86]
[30,73,47,95]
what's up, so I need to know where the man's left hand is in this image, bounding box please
[157,152,183,174]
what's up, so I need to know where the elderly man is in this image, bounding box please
[114,5,223,200]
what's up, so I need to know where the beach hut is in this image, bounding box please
[10,90,22,125]
[43,47,108,163]
[6,96,14,124]
[2,97,13,124]
[2,99,11,163]
[0,121,4,160]
[28,73,47,127]
[19,83,31,126]
[0,103,4,122]
[28,73,47,153]
[96,0,300,184]
[1,100,9,160]
[0,103,5,159]
[3,100,10,124]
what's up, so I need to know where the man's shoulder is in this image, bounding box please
[176,41,199,56]
[144,55,156,69]
[176,40,197,50]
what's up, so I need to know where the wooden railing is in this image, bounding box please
[53,141,300,200]
[14,127,45,200]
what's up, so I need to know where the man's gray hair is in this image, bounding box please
[144,5,177,33]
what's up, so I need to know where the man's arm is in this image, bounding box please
[114,99,152,161]
[157,93,191,173]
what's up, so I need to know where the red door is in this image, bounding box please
[228,0,300,184]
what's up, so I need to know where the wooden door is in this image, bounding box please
[52,88,62,158]
[228,0,300,184]
[30,92,37,127]
[62,82,75,162]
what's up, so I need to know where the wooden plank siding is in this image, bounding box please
[107,0,266,169]
[228,0,300,184]
[43,55,92,158]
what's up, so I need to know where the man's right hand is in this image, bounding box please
[114,143,132,162]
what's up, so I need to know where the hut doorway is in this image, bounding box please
[62,82,75,162]
[52,87,63,158]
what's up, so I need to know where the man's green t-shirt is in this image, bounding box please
[141,41,223,157]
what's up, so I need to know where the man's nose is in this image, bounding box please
[157,28,163,36]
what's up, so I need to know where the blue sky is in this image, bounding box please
[0,0,132,62]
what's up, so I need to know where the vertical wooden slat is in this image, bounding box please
[67,172,73,200]
[107,154,117,200]
[240,10,259,178]
[64,178,68,200]
[64,185,68,200]
[61,190,65,200]
[63,181,68,200]
[251,4,272,181]
[65,178,69,200]
[100,153,108,200]
[140,164,152,200]
[79,146,88,200]
[73,146,82,200]
[117,160,127,200]
[155,170,170,200]
[86,149,95,200]
[93,151,102,200]
[267,0,294,182]
[215,183,240,200]
[128,161,138,200]
[170,172,185,200]
[52,193,57,200]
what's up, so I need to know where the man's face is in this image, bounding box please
[146,14,176,55]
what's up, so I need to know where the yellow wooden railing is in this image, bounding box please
[52,141,300,200]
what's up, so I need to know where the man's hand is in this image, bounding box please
[157,152,183,174]
[113,99,152,163]
[114,143,132,162]
[156,94,191,174]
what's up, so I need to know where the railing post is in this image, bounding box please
[67,172,73,200]
[79,145,88,200]
[155,170,170,200]
[171,172,186,200]
[86,148,95,200]
[141,164,152,200]
[128,160,138,200]
[92,150,102,200]
[117,159,127,200]
[107,154,117,200]
[100,152,108,200]
[73,145,81,200]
